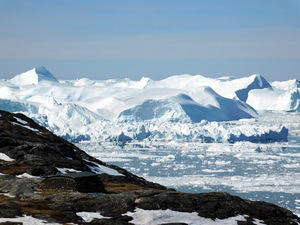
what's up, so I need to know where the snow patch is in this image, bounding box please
[11,122,40,133]
[56,168,82,174]
[0,153,14,162]
[123,208,249,225]
[14,116,28,124]
[16,173,38,178]
[85,160,123,176]
[1,193,16,198]
[76,211,111,222]
[0,215,60,225]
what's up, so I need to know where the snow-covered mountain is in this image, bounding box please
[0,66,298,142]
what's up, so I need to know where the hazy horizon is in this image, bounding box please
[0,0,299,81]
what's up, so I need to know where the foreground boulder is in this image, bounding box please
[0,110,299,224]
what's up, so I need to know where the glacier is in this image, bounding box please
[0,67,298,142]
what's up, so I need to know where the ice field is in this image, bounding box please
[77,112,300,216]
[1,67,299,216]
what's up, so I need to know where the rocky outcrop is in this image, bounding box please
[0,110,167,190]
[0,110,299,224]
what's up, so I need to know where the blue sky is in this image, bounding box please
[0,0,299,81]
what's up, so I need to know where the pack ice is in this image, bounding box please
[0,67,297,143]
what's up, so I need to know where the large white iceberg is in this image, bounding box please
[118,91,257,123]
[159,73,271,101]
[10,66,58,85]
[0,67,296,143]
[247,79,300,112]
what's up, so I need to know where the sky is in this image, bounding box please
[0,0,299,81]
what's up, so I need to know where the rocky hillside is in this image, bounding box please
[0,110,299,224]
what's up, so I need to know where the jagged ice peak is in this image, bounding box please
[10,66,58,85]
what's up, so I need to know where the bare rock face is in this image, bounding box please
[0,110,167,190]
[0,110,299,225]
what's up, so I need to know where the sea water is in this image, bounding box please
[77,112,300,216]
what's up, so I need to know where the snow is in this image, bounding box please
[253,218,267,225]
[0,67,298,143]
[14,116,28,124]
[11,122,40,133]
[85,159,123,176]
[76,211,111,222]
[0,153,14,162]
[56,168,82,174]
[0,215,60,225]
[123,208,252,225]
[16,173,38,178]
[1,193,15,198]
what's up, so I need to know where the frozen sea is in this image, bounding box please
[77,111,300,216]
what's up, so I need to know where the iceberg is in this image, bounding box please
[0,99,38,114]
[271,79,300,90]
[118,98,192,123]
[247,79,300,112]
[118,91,257,123]
[10,66,58,85]
[268,88,300,112]
[158,73,272,101]
[233,74,272,102]
[0,66,295,143]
